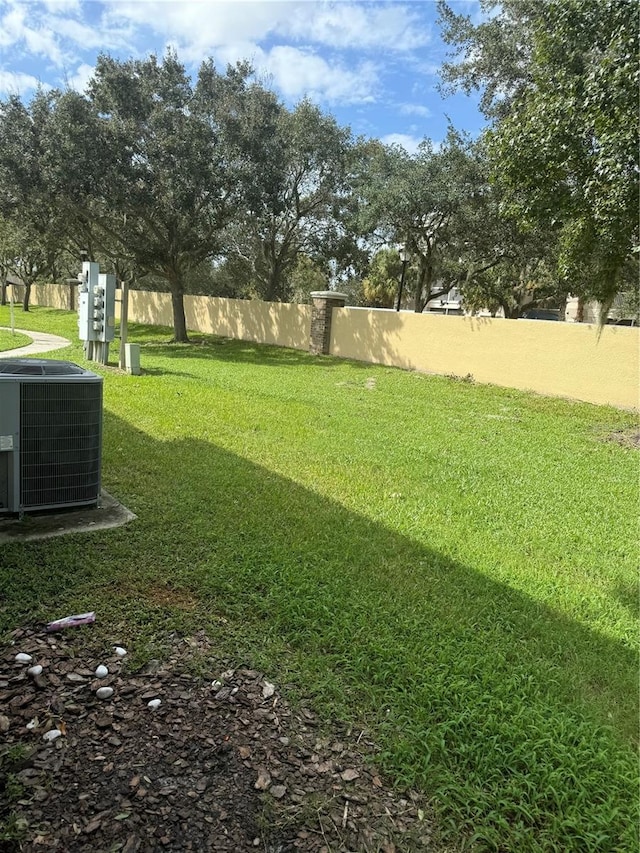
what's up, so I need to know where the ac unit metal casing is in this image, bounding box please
[0,359,103,514]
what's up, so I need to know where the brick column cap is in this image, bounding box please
[310,291,348,301]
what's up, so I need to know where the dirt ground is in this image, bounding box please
[1,627,444,852]
[605,428,640,450]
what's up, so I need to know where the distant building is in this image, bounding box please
[425,287,464,315]
[565,294,637,325]
[424,289,636,324]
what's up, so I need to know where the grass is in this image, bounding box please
[0,744,30,844]
[0,327,30,352]
[0,306,638,851]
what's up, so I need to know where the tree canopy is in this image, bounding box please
[227,99,352,302]
[84,53,277,341]
[439,0,639,307]
[0,22,635,327]
[0,91,70,309]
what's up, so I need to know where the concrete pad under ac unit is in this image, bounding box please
[0,490,136,542]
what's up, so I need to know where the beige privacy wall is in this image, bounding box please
[27,285,312,349]
[30,282,74,310]
[184,295,312,350]
[331,308,639,409]
[121,291,312,350]
[24,284,639,409]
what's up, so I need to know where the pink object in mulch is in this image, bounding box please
[46,612,96,632]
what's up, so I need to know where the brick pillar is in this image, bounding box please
[309,291,347,355]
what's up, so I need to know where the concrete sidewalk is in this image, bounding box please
[0,327,71,358]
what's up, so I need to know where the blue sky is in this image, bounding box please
[0,0,485,152]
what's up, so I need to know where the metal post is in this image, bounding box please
[119,278,129,370]
[9,283,15,334]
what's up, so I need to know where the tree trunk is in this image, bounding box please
[170,288,188,342]
[576,296,584,323]
[0,276,6,306]
[22,282,31,312]
[413,265,426,313]
[265,267,280,302]
[264,251,285,302]
[415,263,433,313]
[502,303,521,319]
[164,264,190,342]
[557,294,567,321]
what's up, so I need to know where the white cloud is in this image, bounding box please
[46,15,129,51]
[0,3,64,64]
[381,132,423,155]
[208,40,380,106]
[211,40,268,70]
[0,6,26,47]
[0,1,460,143]
[41,0,80,11]
[0,69,45,95]
[399,103,431,118]
[102,0,288,52]
[24,26,63,63]
[412,60,440,77]
[101,1,430,60]
[100,3,382,105]
[285,3,431,52]
[66,61,93,92]
[265,46,378,105]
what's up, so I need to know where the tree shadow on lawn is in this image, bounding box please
[139,366,203,380]
[126,322,372,371]
[1,411,637,849]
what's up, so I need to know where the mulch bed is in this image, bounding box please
[1,627,440,852]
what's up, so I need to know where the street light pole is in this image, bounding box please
[396,247,409,312]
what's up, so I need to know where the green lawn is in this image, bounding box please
[0,327,30,352]
[1,306,638,851]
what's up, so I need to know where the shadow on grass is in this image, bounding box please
[139,366,201,380]
[0,411,636,851]
[125,322,374,371]
[121,322,175,344]
[612,580,640,620]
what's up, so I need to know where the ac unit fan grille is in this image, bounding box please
[20,382,102,508]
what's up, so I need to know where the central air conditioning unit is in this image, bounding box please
[0,359,103,515]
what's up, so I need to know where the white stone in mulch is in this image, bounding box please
[261,681,275,699]
[43,729,63,742]
[96,686,114,700]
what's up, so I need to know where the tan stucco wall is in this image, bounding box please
[23,283,73,311]
[184,295,311,350]
[118,291,311,350]
[127,290,173,327]
[21,285,639,410]
[331,308,639,410]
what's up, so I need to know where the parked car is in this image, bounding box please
[606,317,637,326]
[520,308,561,321]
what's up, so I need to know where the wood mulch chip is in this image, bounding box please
[1,628,442,852]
